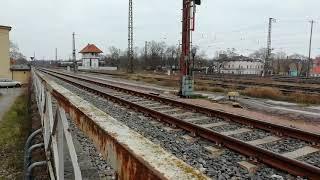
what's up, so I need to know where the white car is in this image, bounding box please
[0,79,22,88]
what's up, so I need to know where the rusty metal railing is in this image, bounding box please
[32,69,82,179]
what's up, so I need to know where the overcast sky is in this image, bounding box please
[1,0,320,60]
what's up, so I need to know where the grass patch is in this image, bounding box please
[242,87,320,104]
[288,92,320,104]
[0,93,31,179]
[242,87,283,100]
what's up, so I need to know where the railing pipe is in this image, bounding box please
[25,161,47,180]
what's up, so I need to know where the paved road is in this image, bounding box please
[0,88,24,121]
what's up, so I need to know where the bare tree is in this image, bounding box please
[10,41,25,60]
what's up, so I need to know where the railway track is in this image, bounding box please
[196,75,320,96]
[39,68,320,179]
[196,73,320,84]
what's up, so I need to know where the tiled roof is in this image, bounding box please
[10,64,31,71]
[79,44,103,53]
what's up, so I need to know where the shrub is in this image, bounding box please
[243,87,283,100]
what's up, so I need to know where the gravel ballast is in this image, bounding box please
[49,75,300,179]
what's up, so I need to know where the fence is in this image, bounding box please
[32,69,82,179]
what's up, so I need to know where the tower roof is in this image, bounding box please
[79,44,103,53]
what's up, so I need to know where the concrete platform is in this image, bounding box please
[282,146,320,159]
[200,122,229,128]
[221,128,252,136]
[247,136,281,146]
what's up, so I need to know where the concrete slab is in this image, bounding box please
[150,105,171,110]
[137,100,153,104]
[237,161,258,174]
[282,146,320,159]
[159,108,181,114]
[181,135,199,143]
[144,103,161,107]
[221,128,252,136]
[247,136,282,146]
[171,112,194,118]
[184,116,210,122]
[200,122,229,128]
[163,126,182,133]
[204,146,224,157]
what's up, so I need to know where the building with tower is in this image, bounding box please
[79,44,103,69]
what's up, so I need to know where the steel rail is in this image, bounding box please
[40,68,320,144]
[39,68,320,179]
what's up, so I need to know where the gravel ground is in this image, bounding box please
[49,76,294,180]
[298,151,320,168]
[231,130,271,142]
[68,117,116,179]
[258,138,308,154]
[51,99,116,179]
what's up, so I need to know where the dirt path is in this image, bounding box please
[0,88,24,121]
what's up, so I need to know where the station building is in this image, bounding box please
[79,43,103,69]
[0,25,12,79]
[217,56,264,75]
[0,25,31,84]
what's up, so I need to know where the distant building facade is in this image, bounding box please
[0,25,11,79]
[311,57,320,77]
[217,56,264,75]
[79,44,103,69]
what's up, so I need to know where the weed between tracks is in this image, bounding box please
[118,72,320,104]
[243,87,320,104]
[0,93,31,179]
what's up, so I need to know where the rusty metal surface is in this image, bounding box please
[39,68,320,179]
[35,71,209,180]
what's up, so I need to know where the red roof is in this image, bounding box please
[79,44,103,53]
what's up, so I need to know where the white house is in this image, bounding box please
[79,44,103,69]
[218,56,264,75]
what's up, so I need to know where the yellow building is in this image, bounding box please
[0,25,11,79]
[11,65,31,84]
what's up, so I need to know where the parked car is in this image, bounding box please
[0,79,22,88]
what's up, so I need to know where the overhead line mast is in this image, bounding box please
[72,32,77,72]
[263,17,276,77]
[128,0,134,73]
[307,20,315,77]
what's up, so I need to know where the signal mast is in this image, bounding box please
[179,0,201,97]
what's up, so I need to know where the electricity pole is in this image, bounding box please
[263,17,276,77]
[72,32,77,72]
[307,20,315,77]
[128,0,134,73]
[55,48,58,61]
[144,41,148,63]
